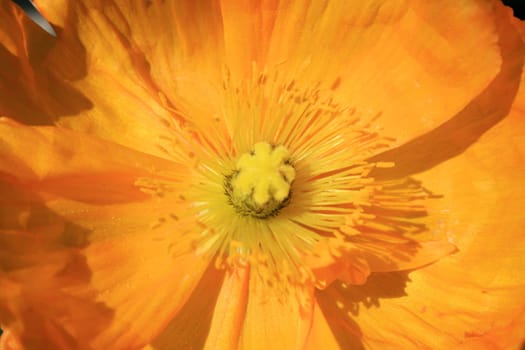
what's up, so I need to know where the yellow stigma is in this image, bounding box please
[226,142,295,218]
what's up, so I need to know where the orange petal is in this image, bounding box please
[0,120,208,349]
[368,1,525,180]
[238,269,314,350]
[264,1,502,146]
[0,118,176,181]
[325,12,525,349]
[203,267,249,350]
[316,271,409,349]
[24,0,229,159]
[0,2,66,126]
[328,269,525,349]
[5,0,505,154]
[219,0,278,79]
[147,267,315,350]
[139,264,226,350]
[303,300,344,350]
[84,226,209,350]
[0,1,179,158]
[0,329,23,350]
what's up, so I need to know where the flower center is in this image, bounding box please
[225,142,295,218]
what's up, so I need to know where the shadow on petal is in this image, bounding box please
[368,4,525,181]
[316,271,410,350]
[0,181,114,350]
[356,178,440,238]
[312,176,454,287]
[149,264,225,350]
[314,175,454,348]
[0,2,92,125]
[350,177,455,271]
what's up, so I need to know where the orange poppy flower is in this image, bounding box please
[1,1,524,349]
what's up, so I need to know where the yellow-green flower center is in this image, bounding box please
[225,142,295,218]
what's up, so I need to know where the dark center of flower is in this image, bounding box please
[224,142,295,218]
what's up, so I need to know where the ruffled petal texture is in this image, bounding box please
[0,120,208,349]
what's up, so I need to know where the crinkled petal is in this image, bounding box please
[0,1,183,158]
[0,120,208,349]
[28,0,227,159]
